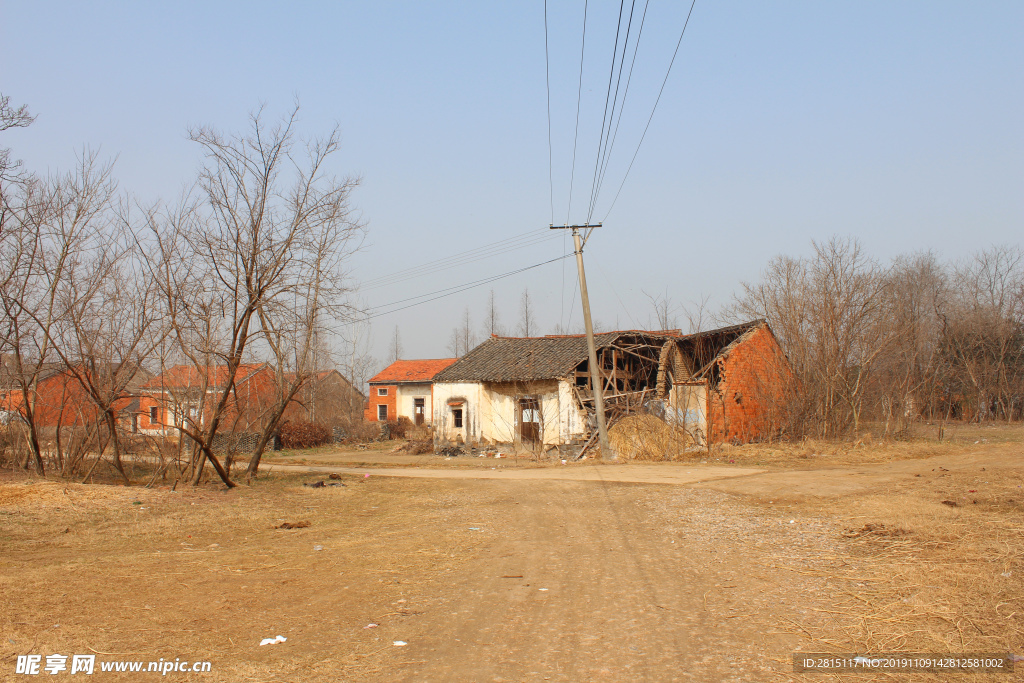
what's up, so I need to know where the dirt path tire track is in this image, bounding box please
[388,479,790,682]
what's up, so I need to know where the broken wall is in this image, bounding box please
[705,324,792,443]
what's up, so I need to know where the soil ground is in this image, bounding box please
[2,427,1022,682]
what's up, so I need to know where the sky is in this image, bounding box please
[2,1,1022,365]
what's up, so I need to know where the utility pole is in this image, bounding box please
[550,223,614,460]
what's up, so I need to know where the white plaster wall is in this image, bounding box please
[395,383,432,423]
[432,382,484,444]
[557,379,588,443]
[435,379,592,446]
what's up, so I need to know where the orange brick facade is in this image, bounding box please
[364,384,397,422]
[0,370,139,429]
[705,325,792,443]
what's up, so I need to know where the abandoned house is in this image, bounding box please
[364,358,458,425]
[430,320,791,452]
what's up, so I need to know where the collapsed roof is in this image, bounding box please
[434,320,765,384]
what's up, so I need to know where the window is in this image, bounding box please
[377,404,388,421]
[452,408,463,428]
[149,406,159,424]
[377,387,388,396]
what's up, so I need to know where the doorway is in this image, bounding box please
[518,397,541,446]
[414,398,425,426]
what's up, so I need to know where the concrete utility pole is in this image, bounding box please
[550,223,614,460]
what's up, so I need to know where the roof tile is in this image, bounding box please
[369,358,458,384]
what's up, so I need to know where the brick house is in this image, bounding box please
[364,358,458,425]
[0,362,152,430]
[138,364,364,438]
[430,321,792,449]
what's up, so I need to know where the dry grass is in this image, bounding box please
[609,414,697,461]
[774,464,1024,682]
[0,471,489,682]
[704,422,1023,469]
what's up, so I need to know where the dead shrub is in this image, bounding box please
[278,421,331,450]
[389,417,413,440]
[395,439,433,455]
[609,414,698,461]
[340,420,380,443]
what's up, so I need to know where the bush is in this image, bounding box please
[344,420,381,443]
[386,417,413,440]
[278,421,332,450]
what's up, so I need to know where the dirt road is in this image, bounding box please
[382,478,804,682]
[2,444,1020,681]
[265,461,765,485]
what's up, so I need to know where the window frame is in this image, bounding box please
[377,387,388,396]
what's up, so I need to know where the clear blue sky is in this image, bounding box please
[3,1,1022,361]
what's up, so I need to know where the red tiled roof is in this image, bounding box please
[368,358,458,384]
[140,363,267,390]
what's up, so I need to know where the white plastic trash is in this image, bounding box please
[259,635,287,646]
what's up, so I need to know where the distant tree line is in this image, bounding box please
[728,237,1024,439]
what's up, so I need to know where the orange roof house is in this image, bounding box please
[138,364,365,438]
[365,358,458,425]
[136,363,275,436]
[0,363,153,431]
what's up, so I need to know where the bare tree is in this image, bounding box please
[482,289,504,337]
[0,93,35,184]
[387,325,403,364]
[40,159,168,482]
[941,245,1024,422]
[643,288,679,330]
[448,306,476,357]
[0,151,120,475]
[339,314,377,396]
[731,237,894,437]
[874,252,948,435]
[156,104,364,485]
[518,288,537,337]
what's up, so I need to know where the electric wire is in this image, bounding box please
[587,0,637,223]
[544,0,554,225]
[564,0,589,225]
[592,0,650,217]
[360,229,557,290]
[601,0,698,222]
[585,0,628,224]
[360,254,572,322]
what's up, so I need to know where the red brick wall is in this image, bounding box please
[364,384,397,422]
[706,325,792,443]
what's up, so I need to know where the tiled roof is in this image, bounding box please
[434,331,673,383]
[140,363,267,390]
[368,358,458,384]
[434,322,763,383]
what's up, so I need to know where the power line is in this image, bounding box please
[586,0,628,224]
[544,0,554,225]
[588,0,638,223]
[592,0,650,215]
[602,0,698,222]
[361,254,572,322]
[564,0,589,225]
[360,229,557,290]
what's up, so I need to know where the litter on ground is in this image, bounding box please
[259,635,287,646]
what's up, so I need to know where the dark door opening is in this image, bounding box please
[377,404,388,421]
[414,398,425,425]
[519,397,540,446]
